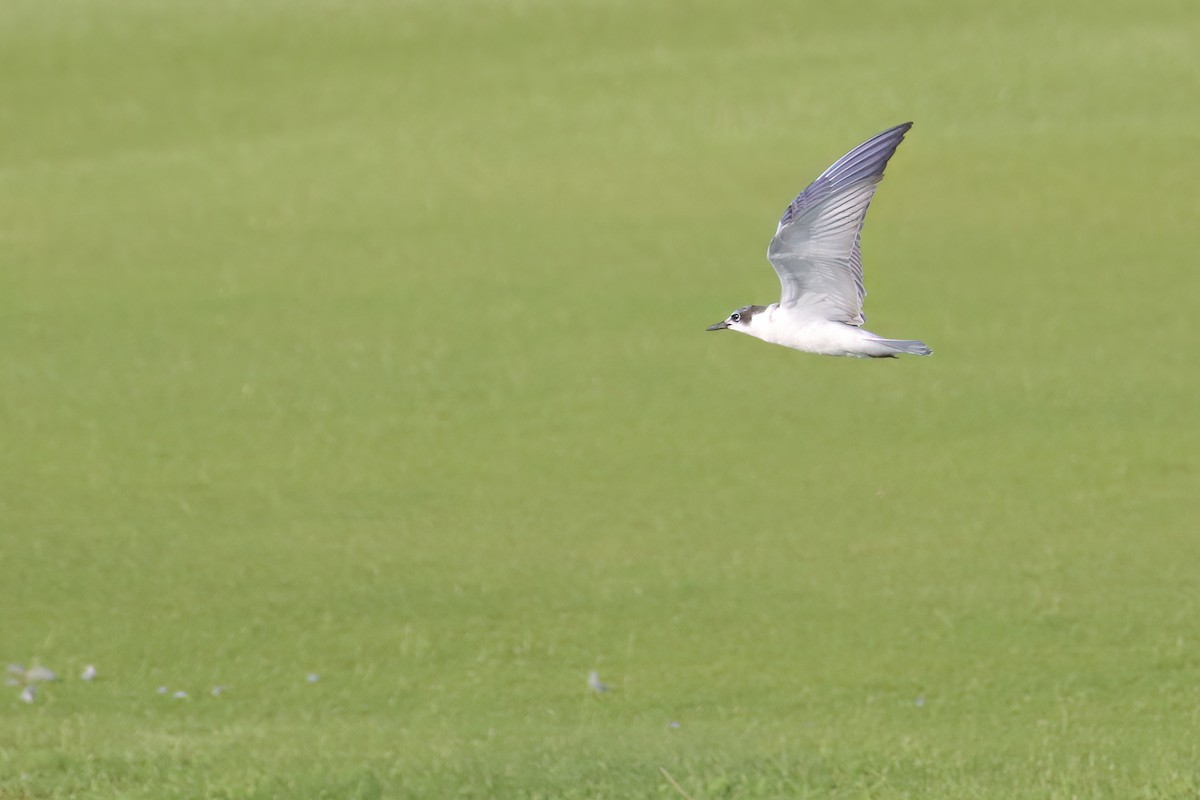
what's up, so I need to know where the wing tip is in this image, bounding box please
[863,121,914,152]
[872,120,914,149]
[774,121,915,231]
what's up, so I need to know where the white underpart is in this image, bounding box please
[741,305,900,358]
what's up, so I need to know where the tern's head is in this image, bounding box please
[707,305,766,334]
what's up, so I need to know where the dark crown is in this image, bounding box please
[736,305,767,322]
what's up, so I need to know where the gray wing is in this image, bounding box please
[767,122,912,325]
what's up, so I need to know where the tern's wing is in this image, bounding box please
[766,122,911,326]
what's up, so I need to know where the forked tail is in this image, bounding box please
[875,338,932,357]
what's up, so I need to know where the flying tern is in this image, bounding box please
[707,122,931,358]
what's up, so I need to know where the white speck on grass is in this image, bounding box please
[20,685,36,704]
[81,665,97,681]
[306,674,320,683]
[587,671,609,693]
[668,721,681,729]
[7,664,24,676]
[173,690,188,699]
[211,686,225,697]
[157,686,169,694]
[915,695,926,707]
[25,666,58,683]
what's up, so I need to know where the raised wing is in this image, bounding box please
[767,122,912,325]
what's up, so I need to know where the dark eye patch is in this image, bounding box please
[735,305,766,324]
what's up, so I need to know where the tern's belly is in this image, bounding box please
[759,319,878,357]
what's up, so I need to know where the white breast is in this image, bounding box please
[748,305,881,357]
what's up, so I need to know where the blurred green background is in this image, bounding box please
[3,0,1198,797]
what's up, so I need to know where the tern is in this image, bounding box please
[707,122,931,358]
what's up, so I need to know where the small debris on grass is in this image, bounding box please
[914,695,926,707]
[24,666,58,683]
[157,686,169,695]
[81,665,97,682]
[306,673,320,683]
[211,686,225,697]
[7,664,24,677]
[668,721,681,729]
[20,685,36,704]
[173,690,188,699]
[587,671,609,693]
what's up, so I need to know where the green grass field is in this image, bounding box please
[3,0,1198,796]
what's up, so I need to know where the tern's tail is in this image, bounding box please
[874,338,932,357]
